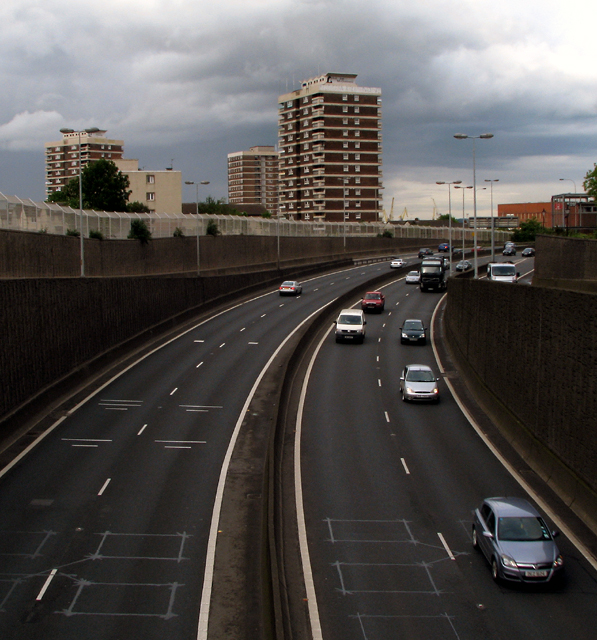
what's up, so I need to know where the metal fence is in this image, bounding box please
[0,192,507,243]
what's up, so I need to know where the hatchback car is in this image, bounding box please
[405,270,420,285]
[522,247,535,257]
[361,291,385,313]
[399,364,440,402]
[473,497,564,584]
[279,281,302,296]
[390,257,406,268]
[400,319,427,344]
[438,242,450,252]
[455,260,472,271]
[503,246,516,256]
[418,248,434,258]
[334,309,366,343]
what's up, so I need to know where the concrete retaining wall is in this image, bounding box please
[444,277,597,525]
[534,234,597,292]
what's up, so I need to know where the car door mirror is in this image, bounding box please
[552,530,559,538]
[482,531,494,539]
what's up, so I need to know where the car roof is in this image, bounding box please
[365,291,382,294]
[484,497,540,518]
[339,308,363,314]
[404,318,423,323]
[405,364,432,371]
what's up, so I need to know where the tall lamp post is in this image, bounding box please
[559,178,577,193]
[484,179,499,262]
[454,185,473,258]
[454,133,494,278]
[59,127,100,276]
[185,180,210,275]
[436,180,462,267]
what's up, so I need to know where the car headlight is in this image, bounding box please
[406,387,414,394]
[553,555,564,567]
[432,388,439,394]
[421,333,426,338]
[501,554,518,569]
[402,333,408,338]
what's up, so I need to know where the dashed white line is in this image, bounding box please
[384,411,390,422]
[240,327,246,332]
[170,388,178,396]
[219,343,225,348]
[438,532,455,560]
[137,424,148,435]
[378,379,382,387]
[194,340,205,343]
[248,341,259,345]
[196,362,203,368]
[401,458,410,474]
[36,569,57,601]
[155,440,206,444]
[261,314,267,318]
[98,478,111,496]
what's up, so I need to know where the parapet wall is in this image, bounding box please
[534,234,597,292]
[444,277,597,526]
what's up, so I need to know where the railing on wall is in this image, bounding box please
[0,192,508,244]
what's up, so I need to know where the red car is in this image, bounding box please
[361,291,385,313]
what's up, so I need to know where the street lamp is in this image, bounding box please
[484,179,499,261]
[185,180,210,275]
[59,127,100,276]
[454,185,473,258]
[454,133,494,278]
[559,178,577,193]
[436,180,462,267]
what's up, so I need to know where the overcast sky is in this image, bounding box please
[1,0,596,219]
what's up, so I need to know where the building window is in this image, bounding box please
[343,141,349,148]
[303,96,309,103]
[355,131,360,137]
[147,192,155,201]
[146,175,155,184]
[354,95,360,101]
[355,189,361,196]
[356,201,361,207]
[354,119,360,125]
[343,165,349,172]
[343,130,348,137]
[355,142,361,148]
[342,94,348,101]
[342,106,348,113]
[343,154,349,160]
[354,106,360,113]
[355,177,361,184]
[355,166,361,172]
[355,154,360,160]
[304,132,309,138]
[343,118,348,125]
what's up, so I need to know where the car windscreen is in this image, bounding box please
[492,266,515,276]
[281,281,294,286]
[364,293,381,300]
[420,266,441,274]
[497,517,551,541]
[406,370,434,382]
[403,321,423,330]
[338,314,362,325]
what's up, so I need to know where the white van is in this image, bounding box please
[334,309,367,343]
[486,262,519,283]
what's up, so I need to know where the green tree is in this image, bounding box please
[583,163,597,199]
[511,218,550,242]
[46,159,131,211]
[128,219,152,244]
[126,201,151,213]
[437,213,459,225]
[206,220,220,236]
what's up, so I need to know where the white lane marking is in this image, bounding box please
[261,314,267,318]
[430,295,597,573]
[100,399,141,403]
[378,338,381,343]
[219,343,225,348]
[170,388,178,396]
[378,379,382,387]
[197,301,337,640]
[72,444,98,448]
[165,446,192,449]
[383,323,386,328]
[156,440,206,444]
[377,356,380,362]
[314,288,319,291]
[240,327,246,331]
[401,458,410,474]
[180,405,223,409]
[62,438,112,442]
[36,568,58,601]
[138,424,148,435]
[194,340,205,343]
[196,362,203,368]
[248,341,259,345]
[438,532,455,560]
[395,301,399,306]
[98,478,111,496]
[103,407,128,411]
[384,412,390,423]
[98,403,139,407]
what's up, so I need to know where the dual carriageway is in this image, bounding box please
[0,250,596,640]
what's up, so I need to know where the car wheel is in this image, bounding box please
[401,391,407,402]
[491,558,500,582]
[472,526,478,549]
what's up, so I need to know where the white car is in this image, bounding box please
[390,258,406,268]
[405,270,420,284]
[334,309,366,343]
[279,280,302,296]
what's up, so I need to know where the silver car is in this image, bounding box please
[473,497,564,584]
[399,364,439,402]
[405,270,420,284]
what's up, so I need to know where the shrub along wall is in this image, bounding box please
[444,277,597,522]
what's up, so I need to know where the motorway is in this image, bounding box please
[295,253,597,639]
[0,257,407,640]
[1,251,595,639]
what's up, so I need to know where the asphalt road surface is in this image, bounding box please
[296,269,597,639]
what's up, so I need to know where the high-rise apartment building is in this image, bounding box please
[44,130,124,197]
[227,146,279,214]
[277,73,382,222]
